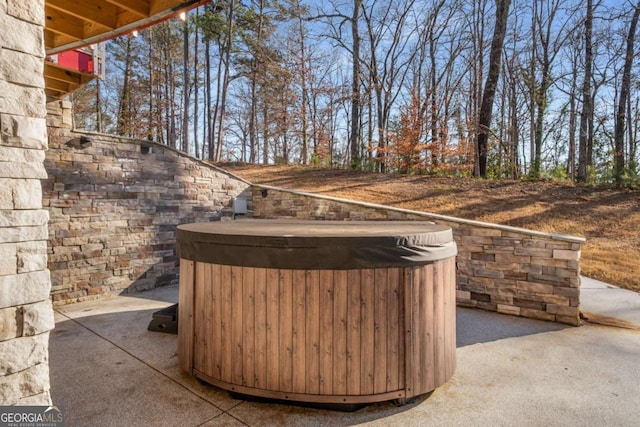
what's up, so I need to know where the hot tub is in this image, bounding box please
[176,219,457,404]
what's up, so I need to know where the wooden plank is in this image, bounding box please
[193,262,205,373]
[414,266,426,394]
[446,258,457,380]
[104,0,149,17]
[386,268,401,392]
[291,270,306,393]
[177,259,194,373]
[211,264,222,379]
[231,266,244,386]
[434,261,446,387]
[332,270,348,396]
[254,268,267,389]
[47,0,119,28]
[374,269,388,394]
[346,269,361,395]
[305,270,320,394]
[319,270,334,394]
[397,268,406,392]
[279,269,294,392]
[44,7,86,40]
[243,267,256,388]
[403,267,414,397]
[425,264,436,392]
[360,269,375,395]
[266,268,280,390]
[220,265,233,383]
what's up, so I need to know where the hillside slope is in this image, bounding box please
[220,163,640,293]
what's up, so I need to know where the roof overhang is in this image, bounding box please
[44,0,211,98]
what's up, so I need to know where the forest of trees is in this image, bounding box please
[71,0,640,187]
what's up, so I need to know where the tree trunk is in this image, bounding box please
[350,0,362,169]
[614,0,640,187]
[475,0,511,178]
[577,0,593,183]
[183,16,190,155]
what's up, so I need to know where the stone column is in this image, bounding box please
[0,0,54,405]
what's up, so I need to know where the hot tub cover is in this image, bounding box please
[177,220,457,270]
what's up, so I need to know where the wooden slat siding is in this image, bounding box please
[178,259,195,374]
[266,268,280,391]
[279,269,294,392]
[386,268,401,392]
[220,265,233,383]
[203,264,214,377]
[374,269,388,394]
[403,267,413,397]
[434,262,446,386]
[305,270,321,394]
[447,258,457,380]
[243,267,256,387]
[424,263,436,392]
[414,265,426,394]
[254,268,267,389]
[319,270,334,394]
[193,262,206,374]
[231,266,244,386]
[346,269,361,395]
[360,269,375,395]
[291,270,306,393]
[332,270,348,396]
[212,263,223,379]
[183,258,456,403]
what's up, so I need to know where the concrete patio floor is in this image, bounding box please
[50,281,640,427]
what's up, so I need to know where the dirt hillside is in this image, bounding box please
[219,163,640,293]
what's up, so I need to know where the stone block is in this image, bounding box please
[7,0,45,26]
[0,361,49,405]
[0,12,43,57]
[545,303,580,317]
[0,255,17,276]
[0,209,48,227]
[553,249,580,261]
[520,308,555,322]
[0,224,48,243]
[22,300,54,336]
[0,333,48,375]
[0,306,22,341]
[0,270,50,307]
[0,146,46,163]
[0,49,43,88]
[0,161,47,179]
[516,281,554,295]
[497,304,521,316]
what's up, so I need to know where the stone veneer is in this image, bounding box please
[251,185,585,326]
[43,102,250,304]
[0,0,54,405]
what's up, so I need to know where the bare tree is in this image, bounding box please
[614,0,640,186]
[476,0,512,178]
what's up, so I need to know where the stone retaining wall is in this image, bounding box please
[43,104,251,304]
[0,0,53,405]
[251,185,585,326]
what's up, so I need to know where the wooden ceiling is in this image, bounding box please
[44,0,210,98]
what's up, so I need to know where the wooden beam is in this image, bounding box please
[44,62,96,99]
[47,0,119,29]
[45,6,85,40]
[150,0,210,15]
[104,0,150,17]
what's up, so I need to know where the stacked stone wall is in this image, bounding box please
[251,185,584,326]
[0,0,54,405]
[43,106,251,304]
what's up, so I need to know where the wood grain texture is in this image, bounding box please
[181,258,456,404]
